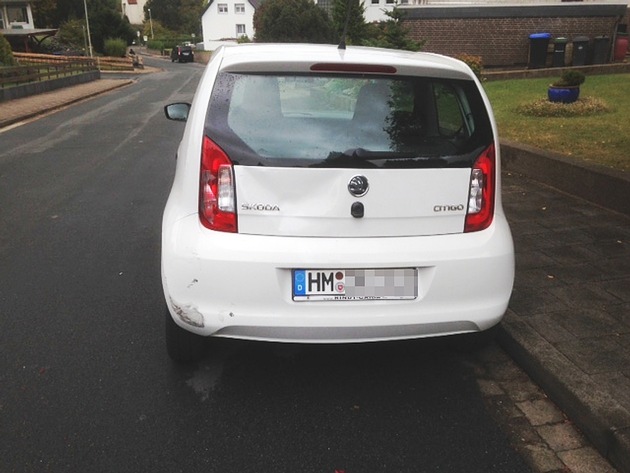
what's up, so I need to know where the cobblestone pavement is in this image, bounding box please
[470,344,618,472]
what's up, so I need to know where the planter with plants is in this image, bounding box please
[548,70,586,104]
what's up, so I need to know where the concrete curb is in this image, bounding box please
[501,140,630,217]
[499,138,630,472]
[498,313,630,473]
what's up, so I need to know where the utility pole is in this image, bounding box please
[83,0,93,57]
[148,8,154,39]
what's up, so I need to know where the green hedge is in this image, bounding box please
[147,38,196,52]
[104,38,128,58]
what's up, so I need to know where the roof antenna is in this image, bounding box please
[338,0,353,50]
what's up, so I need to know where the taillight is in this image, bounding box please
[199,136,237,232]
[464,144,495,233]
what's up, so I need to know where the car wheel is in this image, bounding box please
[165,308,206,362]
[451,323,499,352]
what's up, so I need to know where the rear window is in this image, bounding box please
[205,73,493,168]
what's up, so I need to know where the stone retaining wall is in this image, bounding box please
[0,70,101,102]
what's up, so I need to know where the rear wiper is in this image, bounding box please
[311,148,450,168]
[344,148,451,168]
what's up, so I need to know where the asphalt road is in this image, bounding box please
[0,57,531,473]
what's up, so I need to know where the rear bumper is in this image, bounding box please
[162,214,514,343]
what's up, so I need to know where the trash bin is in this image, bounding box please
[614,33,628,62]
[528,33,551,69]
[552,37,568,67]
[572,36,590,66]
[592,35,610,64]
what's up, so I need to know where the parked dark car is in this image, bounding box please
[171,45,194,63]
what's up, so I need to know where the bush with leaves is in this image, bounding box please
[454,54,483,79]
[56,19,90,54]
[551,70,586,87]
[104,38,128,57]
[0,33,16,66]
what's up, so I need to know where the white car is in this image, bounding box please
[163,43,514,362]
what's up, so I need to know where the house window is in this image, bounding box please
[385,0,395,4]
[371,0,379,4]
[7,6,28,23]
[235,3,245,13]
[236,24,246,37]
[218,3,228,13]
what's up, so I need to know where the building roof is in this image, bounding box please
[0,28,57,37]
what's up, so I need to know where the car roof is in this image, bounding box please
[213,43,474,81]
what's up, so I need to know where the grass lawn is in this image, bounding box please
[483,73,630,171]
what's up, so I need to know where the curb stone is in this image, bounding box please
[499,312,630,473]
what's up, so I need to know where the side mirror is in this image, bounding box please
[164,103,191,122]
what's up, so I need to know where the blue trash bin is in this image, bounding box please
[529,33,552,69]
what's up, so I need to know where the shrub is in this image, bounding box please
[455,54,483,79]
[552,70,586,87]
[147,39,164,52]
[104,38,128,57]
[0,33,16,66]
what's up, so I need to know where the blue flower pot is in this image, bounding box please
[548,86,580,104]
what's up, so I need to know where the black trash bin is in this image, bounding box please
[552,37,568,67]
[572,36,590,66]
[528,33,551,69]
[592,35,610,64]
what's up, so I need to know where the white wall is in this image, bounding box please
[121,0,148,26]
[363,0,397,22]
[202,0,255,46]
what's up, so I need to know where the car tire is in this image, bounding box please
[165,308,206,362]
[451,323,499,352]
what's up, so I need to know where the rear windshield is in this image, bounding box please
[205,73,493,168]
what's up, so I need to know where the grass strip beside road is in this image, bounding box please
[484,74,630,171]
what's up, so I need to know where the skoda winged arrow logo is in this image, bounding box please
[348,175,369,197]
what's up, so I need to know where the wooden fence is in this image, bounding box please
[0,52,140,89]
[0,56,98,89]
[13,52,137,71]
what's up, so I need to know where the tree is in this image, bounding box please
[0,33,16,66]
[32,0,58,28]
[144,0,204,36]
[254,0,334,44]
[32,0,135,54]
[362,8,424,51]
[332,0,367,46]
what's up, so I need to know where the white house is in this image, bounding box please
[121,0,149,26]
[200,0,258,50]
[0,0,35,30]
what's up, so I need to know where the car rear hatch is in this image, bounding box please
[204,65,495,238]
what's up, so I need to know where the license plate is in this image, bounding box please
[292,268,418,301]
